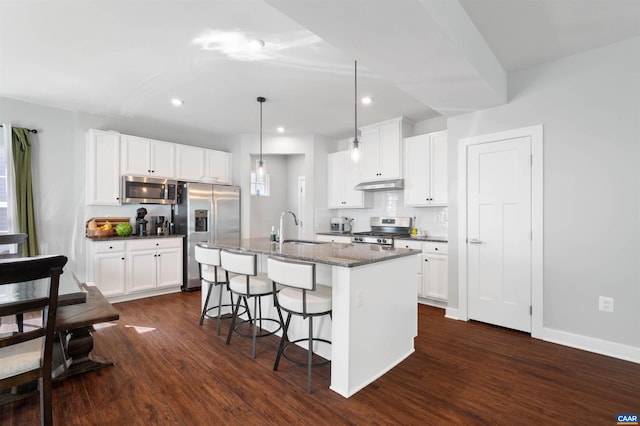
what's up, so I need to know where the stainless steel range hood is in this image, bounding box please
[354,178,404,191]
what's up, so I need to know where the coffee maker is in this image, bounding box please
[135,207,148,236]
[149,215,167,236]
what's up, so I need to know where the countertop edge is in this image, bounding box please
[86,235,185,241]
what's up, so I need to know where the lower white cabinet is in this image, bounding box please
[92,241,126,296]
[88,237,183,301]
[315,234,352,244]
[395,240,448,304]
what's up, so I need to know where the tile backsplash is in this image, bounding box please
[320,190,448,237]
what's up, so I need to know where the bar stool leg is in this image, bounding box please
[226,296,242,345]
[216,283,225,335]
[252,296,258,359]
[308,316,313,393]
[199,282,214,326]
[274,313,292,371]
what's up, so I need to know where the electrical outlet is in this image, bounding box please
[598,296,614,312]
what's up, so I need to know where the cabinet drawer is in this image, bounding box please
[423,242,448,254]
[93,241,126,253]
[127,237,182,251]
[395,240,423,250]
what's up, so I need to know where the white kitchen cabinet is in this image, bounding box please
[120,135,176,178]
[404,131,448,206]
[203,149,232,185]
[395,239,448,304]
[327,150,368,208]
[91,241,126,297]
[86,129,121,206]
[127,238,183,293]
[422,243,448,301]
[176,144,206,182]
[87,237,183,301]
[359,117,412,182]
[315,234,352,244]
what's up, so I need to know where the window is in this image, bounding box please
[0,131,7,233]
[250,171,270,197]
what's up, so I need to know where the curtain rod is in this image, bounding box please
[0,124,38,133]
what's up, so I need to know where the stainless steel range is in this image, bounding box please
[351,217,412,246]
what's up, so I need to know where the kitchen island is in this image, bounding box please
[207,238,420,398]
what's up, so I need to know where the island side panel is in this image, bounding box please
[330,255,417,398]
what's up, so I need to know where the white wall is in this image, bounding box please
[447,37,640,350]
[248,154,288,238]
[239,133,327,241]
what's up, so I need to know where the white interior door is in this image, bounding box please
[467,136,532,332]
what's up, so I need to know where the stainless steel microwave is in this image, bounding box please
[121,175,178,205]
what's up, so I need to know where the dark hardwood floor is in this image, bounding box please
[2,291,638,425]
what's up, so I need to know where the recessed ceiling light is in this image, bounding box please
[277,126,285,133]
[249,38,266,50]
[361,96,372,105]
[171,98,184,106]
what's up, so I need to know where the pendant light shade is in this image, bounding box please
[257,96,266,175]
[350,60,360,163]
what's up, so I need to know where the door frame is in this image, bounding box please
[457,125,544,338]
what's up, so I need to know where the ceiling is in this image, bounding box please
[1,0,639,139]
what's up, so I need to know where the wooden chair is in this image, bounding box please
[0,233,28,258]
[0,255,68,426]
[0,234,29,332]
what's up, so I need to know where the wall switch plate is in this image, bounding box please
[598,296,614,312]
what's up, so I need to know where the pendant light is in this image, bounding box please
[350,60,360,163]
[256,96,266,175]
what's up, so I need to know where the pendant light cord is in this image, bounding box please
[354,60,358,143]
[257,96,266,164]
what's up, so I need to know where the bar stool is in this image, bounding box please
[222,249,283,358]
[268,256,332,393]
[196,244,246,335]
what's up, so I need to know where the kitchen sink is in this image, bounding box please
[282,239,328,246]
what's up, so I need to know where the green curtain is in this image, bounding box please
[12,128,39,256]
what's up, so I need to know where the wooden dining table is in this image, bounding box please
[0,271,120,381]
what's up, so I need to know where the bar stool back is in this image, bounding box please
[268,256,332,393]
[196,244,245,335]
[221,250,282,358]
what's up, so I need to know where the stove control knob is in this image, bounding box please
[381,238,387,244]
[377,238,382,243]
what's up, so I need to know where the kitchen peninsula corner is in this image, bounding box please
[208,238,420,398]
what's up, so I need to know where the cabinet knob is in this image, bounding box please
[425,259,429,262]
[148,169,151,173]
[434,248,438,251]
[109,246,113,249]
[121,257,125,260]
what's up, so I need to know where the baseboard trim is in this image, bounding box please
[445,307,461,321]
[542,327,640,364]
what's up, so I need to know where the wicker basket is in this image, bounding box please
[85,217,130,238]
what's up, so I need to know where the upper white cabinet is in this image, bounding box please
[86,129,121,205]
[175,144,206,182]
[327,150,368,209]
[404,130,448,206]
[203,149,232,185]
[120,135,175,178]
[359,117,412,182]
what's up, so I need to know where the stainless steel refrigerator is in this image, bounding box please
[173,182,240,290]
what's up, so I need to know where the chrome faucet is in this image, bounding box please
[279,210,299,250]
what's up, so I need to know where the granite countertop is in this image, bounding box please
[315,232,356,237]
[204,238,420,268]
[86,234,185,241]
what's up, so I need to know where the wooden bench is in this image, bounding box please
[52,283,120,381]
